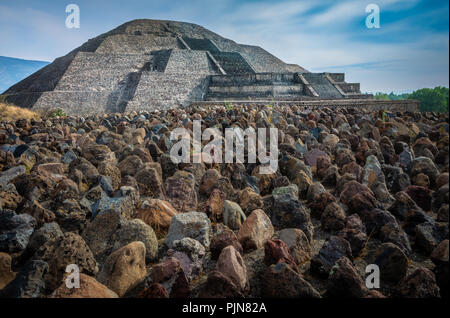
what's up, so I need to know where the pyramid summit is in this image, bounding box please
[3,19,371,115]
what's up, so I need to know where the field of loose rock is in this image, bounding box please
[0,104,448,298]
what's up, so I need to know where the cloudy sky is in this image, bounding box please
[0,0,448,93]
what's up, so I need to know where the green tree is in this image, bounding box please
[408,87,449,113]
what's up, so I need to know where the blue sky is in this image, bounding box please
[0,0,448,93]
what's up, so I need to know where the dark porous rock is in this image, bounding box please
[372,242,408,283]
[321,202,346,233]
[263,239,298,272]
[309,191,336,219]
[150,257,190,298]
[199,270,244,298]
[379,223,412,256]
[404,185,432,211]
[0,260,48,298]
[276,228,311,265]
[410,157,439,188]
[269,193,313,242]
[33,232,98,292]
[0,210,36,254]
[432,184,449,213]
[311,236,353,276]
[396,268,440,298]
[138,283,169,298]
[430,239,449,298]
[135,166,164,198]
[164,171,197,213]
[26,222,63,256]
[437,204,449,222]
[209,224,243,260]
[327,257,371,298]
[415,222,449,255]
[262,262,321,298]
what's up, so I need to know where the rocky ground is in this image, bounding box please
[0,104,448,298]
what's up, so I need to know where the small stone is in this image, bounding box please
[223,200,246,230]
[277,228,311,265]
[321,202,346,232]
[0,260,48,298]
[372,242,408,283]
[327,257,370,298]
[311,236,353,276]
[51,273,118,298]
[262,263,321,298]
[98,241,147,297]
[34,232,98,292]
[210,225,243,260]
[165,171,198,213]
[216,245,248,291]
[0,210,36,254]
[396,268,440,298]
[165,212,211,248]
[237,209,273,251]
[133,199,178,238]
[0,252,16,289]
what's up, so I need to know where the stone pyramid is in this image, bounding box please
[2,19,367,115]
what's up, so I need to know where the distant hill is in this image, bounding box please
[0,56,49,93]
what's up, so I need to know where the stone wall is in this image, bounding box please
[125,72,210,111]
[191,98,420,112]
[95,35,182,54]
[164,50,218,74]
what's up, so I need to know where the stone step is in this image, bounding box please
[209,73,297,86]
[301,73,343,98]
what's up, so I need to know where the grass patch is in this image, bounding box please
[0,102,41,121]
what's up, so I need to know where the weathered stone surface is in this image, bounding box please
[110,219,158,262]
[223,200,246,230]
[202,188,226,221]
[239,187,263,215]
[135,166,164,198]
[133,199,178,238]
[0,252,16,290]
[237,209,273,251]
[150,256,190,298]
[216,245,248,291]
[268,193,313,242]
[262,263,321,298]
[321,202,346,232]
[34,232,98,291]
[51,273,119,298]
[277,228,311,265]
[396,268,440,298]
[0,210,36,254]
[327,257,371,298]
[165,171,197,213]
[165,212,211,248]
[372,242,408,283]
[138,283,169,298]
[98,241,147,297]
[264,239,298,272]
[0,260,48,298]
[210,225,243,260]
[311,236,353,276]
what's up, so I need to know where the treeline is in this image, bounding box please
[373,86,449,112]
